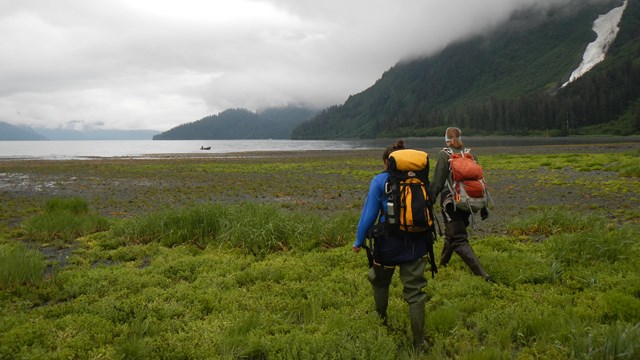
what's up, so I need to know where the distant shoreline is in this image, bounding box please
[0,136,638,161]
[0,142,638,163]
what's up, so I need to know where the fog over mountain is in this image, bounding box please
[1,0,583,132]
[291,0,639,139]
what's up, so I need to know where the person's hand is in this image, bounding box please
[352,246,361,253]
[480,207,489,220]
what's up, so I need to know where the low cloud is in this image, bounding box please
[0,0,579,130]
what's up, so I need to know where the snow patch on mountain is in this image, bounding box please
[562,0,628,88]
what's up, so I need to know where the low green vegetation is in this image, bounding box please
[0,145,638,359]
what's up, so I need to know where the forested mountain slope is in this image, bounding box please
[153,107,317,140]
[292,0,639,139]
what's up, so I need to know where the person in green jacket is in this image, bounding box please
[429,127,491,281]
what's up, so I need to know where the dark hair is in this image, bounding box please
[445,127,464,149]
[382,139,405,161]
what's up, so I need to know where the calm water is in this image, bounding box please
[0,137,637,160]
[0,139,378,160]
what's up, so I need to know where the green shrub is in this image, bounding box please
[0,243,45,289]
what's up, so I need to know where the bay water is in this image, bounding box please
[0,136,637,160]
[0,139,373,160]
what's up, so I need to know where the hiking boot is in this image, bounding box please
[372,287,389,321]
[413,338,430,354]
[439,239,453,267]
[408,303,425,351]
[456,242,491,280]
[441,221,467,267]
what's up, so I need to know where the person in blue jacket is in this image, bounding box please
[352,140,431,351]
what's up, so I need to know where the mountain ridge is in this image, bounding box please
[0,122,46,141]
[152,106,318,140]
[0,121,160,141]
[291,0,639,139]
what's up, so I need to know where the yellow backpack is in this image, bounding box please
[386,149,435,234]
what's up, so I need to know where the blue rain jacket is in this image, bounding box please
[354,172,429,266]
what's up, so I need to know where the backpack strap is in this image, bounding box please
[442,147,457,211]
[426,239,438,278]
[362,240,374,269]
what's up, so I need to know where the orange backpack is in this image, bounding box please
[445,148,491,212]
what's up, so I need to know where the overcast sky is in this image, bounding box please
[0,0,576,131]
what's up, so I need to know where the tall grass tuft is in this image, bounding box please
[318,211,358,249]
[112,202,352,254]
[218,313,268,359]
[111,203,229,247]
[573,323,640,359]
[114,317,150,359]
[44,197,89,214]
[0,243,45,289]
[546,224,637,266]
[506,206,604,236]
[218,202,309,254]
[596,322,640,359]
[22,197,111,243]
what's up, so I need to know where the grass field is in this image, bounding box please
[0,143,638,359]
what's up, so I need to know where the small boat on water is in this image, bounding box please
[200,146,211,150]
